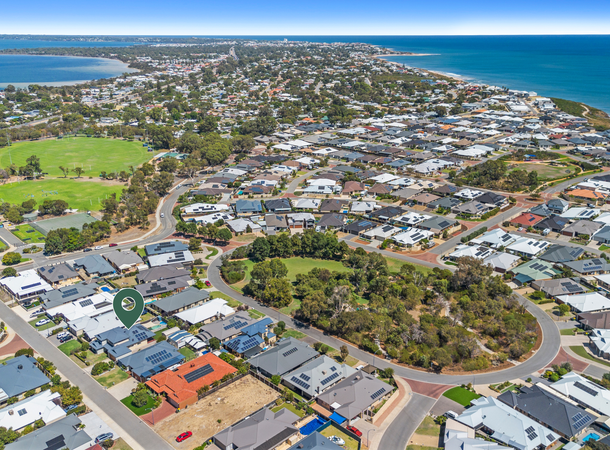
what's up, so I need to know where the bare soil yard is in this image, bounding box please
[153,375,279,449]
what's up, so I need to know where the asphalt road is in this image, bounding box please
[377,393,437,450]
[0,301,173,450]
[208,250,561,385]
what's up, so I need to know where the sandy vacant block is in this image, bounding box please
[154,375,280,449]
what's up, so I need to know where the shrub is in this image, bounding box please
[462,356,490,372]
[15,347,34,357]
[91,362,110,376]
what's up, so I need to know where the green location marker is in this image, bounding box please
[113,288,145,329]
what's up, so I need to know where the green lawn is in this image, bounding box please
[320,425,360,450]
[2,137,155,178]
[206,247,219,259]
[58,340,81,356]
[121,393,156,416]
[442,387,481,407]
[271,403,306,418]
[210,291,241,307]
[0,178,126,212]
[601,245,610,251]
[385,256,433,275]
[415,415,441,436]
[11,224,45,243]
[247,309,266,319]
[510,163,573,180]
[560,328,578,336]
[282,329,306,339]
[280,298,302,316]
[28,315,56,331]
[110,438,134,450]
[179,347,197,361]
[96,368,129,388]
[570,346,610,368]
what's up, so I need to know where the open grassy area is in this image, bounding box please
[96,367,130,388]
[320,424,360,450]
[2,137,155,178]
[415,415,441,436]
[209,291,241,306]
[442,387,481,407]
[271,402,306,418]
[11,224,45,243]
[247,309,266,319]
[0,178,125,212]
[121,393,156,416]
[279,298,302,316]
[282,329,307,339]
[510,163,573,180]
[58,340,81,356]
[601,245,610,251]
[28,315,56,331]
[385,255,433,275]
[570,346,610,368]
[179,347,197,361]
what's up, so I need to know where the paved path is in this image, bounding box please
[0,302,173,450]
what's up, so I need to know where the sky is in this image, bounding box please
[3,0,610,35]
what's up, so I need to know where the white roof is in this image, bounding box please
[363,225,402,239]
[292,198,321,209]
[148,250,195,268]
[392,228,434,246]
[0,269,52,298]
[454,189,483,200]
[590,329,610,355]
[69,310,122,337]
[181,203,229,215]
[174,298,235,325]
[368,173,399,183]
[286,139,311,147]
[560,207,601,220]
[307,178,336,186]
[456,396,559,450]
[506,237,550,256]
[47,292,114,322]
[556,292,610,313]
[218,168,247,176]
[483,252,521,271]
[393,212,431,226]
[226,218,262,233]
[450,245,494,260]
[312,147,337,155]
[0,390,65,431]
[351,201,377,213]
[594,212,610,225]
[188,212,234,224]
[551,372,610,416]
[470,229,518,248]
[295,157,318,165]
[388,177,416,187]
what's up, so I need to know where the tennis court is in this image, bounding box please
[33,213,98,235]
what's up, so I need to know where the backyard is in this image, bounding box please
[95,368,130,388]
[319,424,360,450]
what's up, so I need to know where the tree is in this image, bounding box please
[270,375,281,386]
[262,278,293,307]
[58,165,70,177]
[340,345,349,362]
[189,237,202,251]
[2,267,17,277]
[5,207,23,224]
[132,389,149,408]
[2,252,21,266]
[217,228,232,244]
[209,337,221,350]
[558,304,571,316]
[251,237,270,261]
[148,171,174,196]
[72,167,85,178]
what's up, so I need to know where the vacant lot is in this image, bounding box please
[153,375,279,449]
[510,163,572,180]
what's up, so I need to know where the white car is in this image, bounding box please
[329,436,345,446]
[35,318,51,327]
[94,245,103,250]
[160,213,165,218]
[56,331,69,339]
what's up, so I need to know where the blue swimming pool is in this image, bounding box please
[101,287,111,292]
[584,433,600,442]
[299,417,327,435]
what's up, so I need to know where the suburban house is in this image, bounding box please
[455,396,559,450]
[234,199,264,216]
[588,329,610,360]
[213,407,300,450]
[315,370,393,424]
[510,213,544,229]
[226,218,262,234]
[564,258,610,276]
[4,414,92,450]
[509,259,559,286]
[498,385,595,438]
[0,356,50,403]
[147,287,210,316]
[102,250,144,273]
[470,229,517,249]
[148,250,195,268]
[135,265,189,284]
[265,214,289,232]
[89,324,155,360]
[146,353,237,408]
[282,355,357,399]
[548,198,570,214]
[197,314,260,344]
[37,263,81,287]
[505,237,550,258]
[117,341,185,382]
[265,198,292,213]
[344,219,377,235]
[452,201,493,218]
[556,292,610,313]
[483,252,521,273]
[73,254,115,277]
[286,432,344,450]
[551,372,610,418]
[174,298,235,325]
[533,216,569,233]
[417,216,460,236]
[134,276,191,299]
[40,283,98,310]
[0,269,52,302]
[319,199,349,213]
[577,311,610,330]
[317,213,346,231]
[248,338,319,378]
[0,390,65,432]
[363,224,401,241]
[538,244,584,263]
[223,318,275,357]
[531,278,586,299]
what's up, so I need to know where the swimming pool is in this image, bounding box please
[299,417,327,435]
[584,433,600,442]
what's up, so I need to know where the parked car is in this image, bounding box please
[94,246,103,250]
[205,280,211,287]
[35,318,51,327]
[95,433,113,444]
[56,331,69,339]
[445,410,459,419]
[329,436,345,445]
[160,213,165,218]
[83,248,93,252]
[176,432,192,443]
[109,243,118,247]
[346,426,362,437]
[59,335,73,343]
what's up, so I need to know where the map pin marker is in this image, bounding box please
[113,288,145,329]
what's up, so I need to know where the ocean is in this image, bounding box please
[233,35,610,113]
[0,39,137,88]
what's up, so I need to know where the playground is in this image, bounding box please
[0,137,156,178]
[0,178,124,212]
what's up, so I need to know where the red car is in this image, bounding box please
[205,280,212,287]
[176,432,192,443]
[109,243,118,247]
[346,426,362,437]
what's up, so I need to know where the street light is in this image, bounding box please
[146,407,155,425]
[367,429,375,448]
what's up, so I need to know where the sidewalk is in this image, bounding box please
[369,377,412,450]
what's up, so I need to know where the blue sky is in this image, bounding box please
[3,0,610,35]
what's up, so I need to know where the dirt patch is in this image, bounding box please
[411,433,441,447]
[153,375,280,449]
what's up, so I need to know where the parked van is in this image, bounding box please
[445,411,459,420]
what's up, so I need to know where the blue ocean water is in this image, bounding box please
[230,35,610,113]
[0,39,137,88]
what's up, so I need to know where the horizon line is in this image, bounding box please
[2,33,610,37]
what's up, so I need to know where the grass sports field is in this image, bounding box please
[510,163,573,180]
[0,178,124,212]
[12,224,46,243]
[1,137,155,177]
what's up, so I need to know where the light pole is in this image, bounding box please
[367,429,375,448]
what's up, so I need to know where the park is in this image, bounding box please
[0,137,157,211]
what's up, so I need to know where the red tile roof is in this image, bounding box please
[511,213,544,227]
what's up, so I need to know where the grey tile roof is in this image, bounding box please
[248,338,319,376]
[37,263,79,283]
[41,283,98,309]
[498,385,595,437]
[198,313,257,341]
[145,241,189,256]
[134,275,191,298]
[539,244,584,263]
[418,216,457,232]
[73,254,115,276]
[531,278,586,297]
[283,355,357,398]
[286,432,343,450]
[117,341,184,379]
[151,287,209,313]
[102,250,143,269]
[565,258,610,274]
[5,415,91,450]
[136,266,188,284]
[0,356,50,398]
[234,199,263,214]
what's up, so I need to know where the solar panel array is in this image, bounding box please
[21,282,42,290]
[45,435,67,450]
[525,426,538,441]
[145,349,173,365]
[226,336,260,352]
[571,412,592,430]
[321,372,340,386]
[184,364,214,383]
[299,373,311,381]
[134,330,148,341]
[79,299,93,307]
[17,408,27,416]
[224,320,248,331]
[546,434,555,442]
[283,347,298,357]
[61,287,79,298]
[330,366,337,372]
[371,388,386,400]
[291,376,311,391]
[574,381,599,397]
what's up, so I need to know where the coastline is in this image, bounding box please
[0,54,138,88]
[373,54,466,83]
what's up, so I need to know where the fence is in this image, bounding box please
[196,371,248,401]
[248,369,286,395]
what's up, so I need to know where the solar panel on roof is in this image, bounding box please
[574,381,598,396]
[546,434,555,442]
[299,373,311,381]
[184,364,214,383]
[79,299,93,307]
[21,282,42,290]
[527,432,538,441]
[283,347,298,357]
[45,435,67,450]
[371,388,386,400]
[320,372,340,385]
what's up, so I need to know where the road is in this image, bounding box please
[0,301,173,450]
[378,393,437,450]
